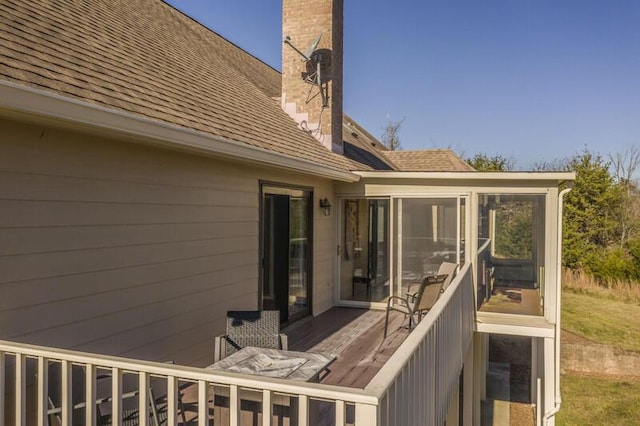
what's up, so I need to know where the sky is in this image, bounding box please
[165,0,640,169]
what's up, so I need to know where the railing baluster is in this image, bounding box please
[198,379,208,426]
[111,367,122,426]
[262,389,272,426]
[37,357,48,426]
[139,371,149,426]
[298,394,308,426]
[166,376,178,426]
[335,399,345,425]
[61,359,72,426]
[15,353,26,426]
[86,364,96,426]
[229,384,239,426]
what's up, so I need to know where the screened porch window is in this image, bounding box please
[477,194,546,316]
[395,198,460,297]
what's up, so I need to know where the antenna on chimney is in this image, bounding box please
[284,33,328,107]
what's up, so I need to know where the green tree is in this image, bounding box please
[466,153,515,171]
[563,150,622,271]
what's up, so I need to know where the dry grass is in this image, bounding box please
[562,268,640,304]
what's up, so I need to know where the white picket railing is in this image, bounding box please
[0,265,474,426]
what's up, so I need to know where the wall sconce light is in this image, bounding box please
[319,198,332,216]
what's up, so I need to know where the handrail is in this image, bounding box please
[0,340,376,405]
[478,238,491,255]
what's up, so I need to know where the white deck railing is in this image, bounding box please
[0,265,474,426]
[365,264,475,425]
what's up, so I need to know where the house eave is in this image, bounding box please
[0,80,360,183]
[355,170,576,183]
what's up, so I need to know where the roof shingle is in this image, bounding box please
[382,149,475,172]
[0,0,362,171]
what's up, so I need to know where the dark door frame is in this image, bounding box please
[258,181,314,325]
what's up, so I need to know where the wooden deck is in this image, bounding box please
[284,307,410,389]
[175,308,410,424]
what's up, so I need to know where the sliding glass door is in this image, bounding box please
[338,195,467,305]
[339,199,390,302]
[261,185,312,324]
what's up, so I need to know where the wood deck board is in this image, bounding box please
[317,309,409,388]
[175,307,411,424]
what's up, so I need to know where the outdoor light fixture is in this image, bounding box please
[319,198,332,216]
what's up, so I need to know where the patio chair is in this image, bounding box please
[434,261,459,292]
[384,274,447,338]
[214,310,288,362]
[406,262,458,300]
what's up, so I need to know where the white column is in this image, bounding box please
[543,337,556,426]
[531,337,538,405]
[473,333,485,426]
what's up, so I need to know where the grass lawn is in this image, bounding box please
[562,290,640,352]
[557,374,640,425]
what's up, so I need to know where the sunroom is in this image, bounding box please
[335,171,572,325]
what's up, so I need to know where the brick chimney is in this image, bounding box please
[282,0,343,154]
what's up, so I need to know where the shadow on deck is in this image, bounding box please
[479,286,543,316]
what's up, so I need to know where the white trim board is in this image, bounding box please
[0,80,359,183]
[476,313,555,338]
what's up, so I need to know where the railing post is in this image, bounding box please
[335,399,346,425]
[198,380,208,426]
[166,376,178,426]
[15,353,26,426]
[229,384,239,426]
[61,360,72,426]
[298,394,309,426]
[111,367,122,426]
[262,389,272,426]
[86,364,97,426]
[138,371,150,426]
[355,403,377,425]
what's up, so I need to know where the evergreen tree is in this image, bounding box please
[562,150,622,270]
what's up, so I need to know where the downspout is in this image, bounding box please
[543,184,573,424]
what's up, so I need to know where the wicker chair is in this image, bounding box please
[214,310,288,362]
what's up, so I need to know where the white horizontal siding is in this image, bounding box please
[0,118,337,366]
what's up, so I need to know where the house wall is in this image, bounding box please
[0,117,336,367]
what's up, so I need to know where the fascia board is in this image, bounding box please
[355,171,576,183]
[0,80,359,183]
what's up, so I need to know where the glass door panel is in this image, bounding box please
[261,186,311,324]
[340,198,390,303]
[396,198,459,297]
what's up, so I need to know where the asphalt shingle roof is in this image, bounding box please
[0,0,363,171]
[383,149,475,172]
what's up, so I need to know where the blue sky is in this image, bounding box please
[165,0,640,169]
